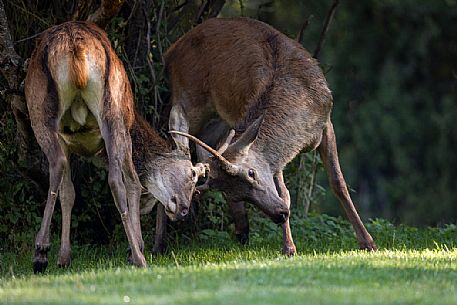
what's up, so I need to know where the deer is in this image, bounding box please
[163,17,377,255]
[24,21,205,273]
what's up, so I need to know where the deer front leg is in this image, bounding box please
[102,122,147,267]
[57,160,75,268]
[152,203,168,255]
[318,122,377,250]
[274,171,296,256]
[33,133,67,273]
[227,201,250,245]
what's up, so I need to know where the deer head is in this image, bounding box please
[131,111,206,221]
[140,153,205,221]
[171,117,289,225]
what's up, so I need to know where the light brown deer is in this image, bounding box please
[25,21,204,273]
[165,17,376,254]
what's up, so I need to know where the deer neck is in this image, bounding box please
[235,99,324,173]
[130,113,173,178]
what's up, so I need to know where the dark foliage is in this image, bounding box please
[1,0,456,253]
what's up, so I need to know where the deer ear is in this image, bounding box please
[226,116,263,158]
[169,104,189,153]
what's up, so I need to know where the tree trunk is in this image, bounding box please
[0,0,49,193]
[125,0,153,72]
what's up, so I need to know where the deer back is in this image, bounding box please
[165,18,337,223]
[166,18,333,169]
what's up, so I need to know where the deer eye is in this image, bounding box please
[247,169,256,180]
[191,169,197,179]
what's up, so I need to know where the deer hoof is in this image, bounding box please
[236,233,249,245]
[131,253,147,268]
[126,247,133,265]
[57,258,71,268]
[151,243,167,255]
[33,258,48,274]
[282,245,297,256]
[33,244,50,273]
[127,246,148,267]
[57,249,71,268]
[359,240,378,251]
[127,242,146,264]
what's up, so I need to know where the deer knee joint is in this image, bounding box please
[330,177,347,198]
[120,210,129,221]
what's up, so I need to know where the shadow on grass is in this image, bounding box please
[2,216,456,279]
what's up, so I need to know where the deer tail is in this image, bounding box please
[70,44,88,89]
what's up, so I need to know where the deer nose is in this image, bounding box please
[273,210,289,225]
[180,207,189,217]
[167,196,178,214]
[280,210,289,222]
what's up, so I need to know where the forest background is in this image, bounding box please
[0,0,456,251]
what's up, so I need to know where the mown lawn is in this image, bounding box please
[1,216,456,305]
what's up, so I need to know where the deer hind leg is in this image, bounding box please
[227,201,250,245]
[57,154,75,268]
[152,204,168,255]
[274,171,296,256]
[33,130,68,273]
[318,121,377,250]
[101,119,147,267]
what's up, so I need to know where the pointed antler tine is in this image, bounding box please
[217,129,235,154]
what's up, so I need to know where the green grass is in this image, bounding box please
[1,216,457,305]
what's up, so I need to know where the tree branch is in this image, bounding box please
[87,0,126,28]
[207,0,226,18]
[71,0,98,21]
[0,0,48,193]
[298,0,340,216]
[296,15,312,43]
[196,0,226,25]
[0,0,23,91]
[313,0,340,60]
[195,1,209,24]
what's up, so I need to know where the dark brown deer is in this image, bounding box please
[25,21,204,273]
[165,17,376,254]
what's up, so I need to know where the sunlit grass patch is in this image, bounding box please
[1,248,457,305]
[1,218,456,305]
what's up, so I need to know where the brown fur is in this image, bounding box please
[164,17,376,253]
[132,114,171,156]
[130,113,173,175]
[25,21,144,272]
[166,18,332,170]
[70,39,88,89]
[24,21,199,273]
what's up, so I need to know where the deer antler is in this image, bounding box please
[169,130,239,175]
[169,130,226,162]
[217,129,235,154]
